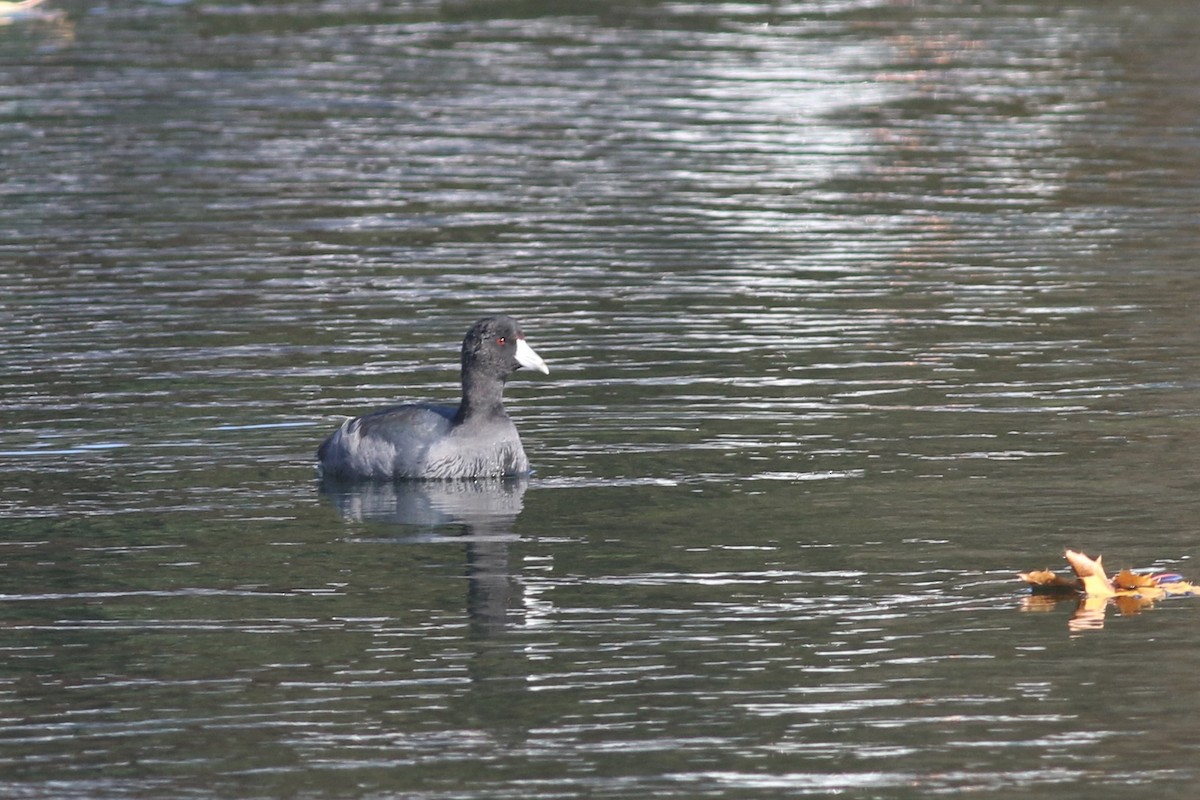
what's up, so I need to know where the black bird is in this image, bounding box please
[317,316,549,480]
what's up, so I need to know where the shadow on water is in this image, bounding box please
[319,475,529,638]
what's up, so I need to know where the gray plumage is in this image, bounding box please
[317,316,549,480]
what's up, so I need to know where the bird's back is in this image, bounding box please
[317,403,456,480]
[317,402,530,480]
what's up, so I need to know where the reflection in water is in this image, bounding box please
[0,0,71,44]
[320,476,528,636]
[5,0,1200,795]
[1021,594,1111,633]
[1021,590,1192,634]
[320,474,528,530]
[1018,550,1200,632]
[319,477,535,737]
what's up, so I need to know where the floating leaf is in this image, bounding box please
[1062,550,1114,597]
[1019,549,1199,632]
[1159,579,1200,596]
[1017,569,1079,593]
[1112,569,1157,591]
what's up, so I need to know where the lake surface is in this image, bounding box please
[4,0,1200,797]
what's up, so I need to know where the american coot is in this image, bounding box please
[317,316,549,480]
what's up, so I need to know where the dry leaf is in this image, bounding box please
[1112,569,1157,591]
[1017,569,1079,592]
[1159,580,1199,596]
[1063,550,1114,597]
[1020,550,1199,631]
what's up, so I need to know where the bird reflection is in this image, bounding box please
[319,475,529,637]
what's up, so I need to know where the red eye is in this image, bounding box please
[495,336,506,346]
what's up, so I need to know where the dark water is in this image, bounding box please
[4,0,1200,796]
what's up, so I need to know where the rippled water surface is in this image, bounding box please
[4,1,1200,797]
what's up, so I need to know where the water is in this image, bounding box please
[3,0,1200,796]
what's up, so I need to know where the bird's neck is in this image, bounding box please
[454,374,507,424]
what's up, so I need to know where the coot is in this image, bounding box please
[317,316,549,480]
